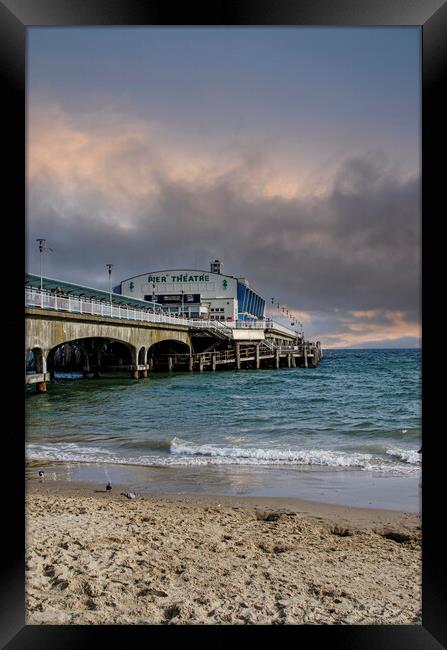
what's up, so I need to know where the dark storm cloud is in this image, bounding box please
[27,149,420,322]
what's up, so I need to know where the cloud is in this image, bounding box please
[309,308,420,348]
[27,103,421,347]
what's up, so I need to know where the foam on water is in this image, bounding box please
[386,447,421,465]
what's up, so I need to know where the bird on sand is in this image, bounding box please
[106,482,112,492]
[38,470,45,479]
[120,491,136,499]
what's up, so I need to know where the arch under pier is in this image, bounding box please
[25,306,192,390]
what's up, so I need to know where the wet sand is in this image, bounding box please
[25,459,421,512]
[25,480,421,625]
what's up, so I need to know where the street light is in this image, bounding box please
[36,238,53,291]
[106,264,113,312]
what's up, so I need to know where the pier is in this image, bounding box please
[25,285,322,393]
[153,341,322,373]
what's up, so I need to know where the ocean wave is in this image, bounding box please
[121,437,174,450]
[386,447,421,465]
[169,439,419,474]
[25,439,421,475]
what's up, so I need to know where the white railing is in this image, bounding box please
[25,287,301,337]
[228,320,265,329]
[260,338,275,351]
[225,318,297,336]
[189,319,234,338]
[264,320,299,337]
[192,319,265,330]
[25,287,189,326]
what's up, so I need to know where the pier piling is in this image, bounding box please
[255,344,260,369]
[236,343,241,370]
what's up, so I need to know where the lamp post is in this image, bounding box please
[181,290,184,318]
[36,239,53,291]
[106,264,113,313]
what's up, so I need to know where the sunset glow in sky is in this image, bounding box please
[27,27,421,348]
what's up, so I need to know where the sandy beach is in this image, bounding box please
[25,481,421,625]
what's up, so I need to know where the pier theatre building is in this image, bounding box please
[118,260,266,322]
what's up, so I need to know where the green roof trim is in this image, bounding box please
[25,274,162,310]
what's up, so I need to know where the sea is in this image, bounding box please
[25,349,422,511]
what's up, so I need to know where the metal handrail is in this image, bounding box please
[25,287,302,339]
[189,319,234,338]
[25,287,189,327]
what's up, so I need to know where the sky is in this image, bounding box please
[26,27,421,348]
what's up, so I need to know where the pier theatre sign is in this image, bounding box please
[148,274,210,283]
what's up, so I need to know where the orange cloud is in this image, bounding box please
[28,102,318,217]
[318,310,420,348]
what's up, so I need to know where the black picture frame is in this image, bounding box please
[2,1,445,647]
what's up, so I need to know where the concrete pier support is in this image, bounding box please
[287,354,292,368]
[304,347,308,368]
[212,354,217,371]
[131,366,139,379]
[82,357,91,378]
[139,368,148,378]
[188,355,193,371]
[199,358,204,372]
[291,354,296,368]
[275,350,280,369]
[255,344,260,370]
[236,343,241,370]
[168,356,173,372]
[36,381,47,393]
